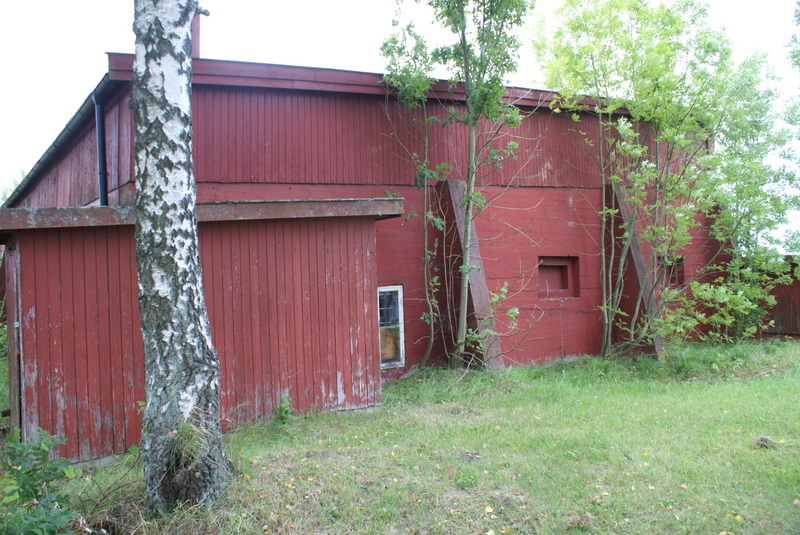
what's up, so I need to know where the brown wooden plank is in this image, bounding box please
[46,231,66,450]
[106,95,121,192]
[59,230,78,459]
[5,244,21,433]
[321,221,336,407]
[107,228,125,453]
[611,184,666,354]
[264,222,280,409]
[119,228,139,451]
[288,221,303,408]
[230,222,249,422]
[443,180,503,369]
[20,236,40,439]
[218,223,235,421]
[81,229,102,456]
[248,222,264,417]
[0,199,403,232]
[94,230,114,456]
[276,221,291,403]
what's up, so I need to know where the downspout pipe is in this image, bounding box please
[92,93,108,206]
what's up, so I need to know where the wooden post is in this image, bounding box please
[443,180,504,369]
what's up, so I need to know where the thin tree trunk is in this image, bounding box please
[453,122,477,367]
[453,8,475,367]
[419,104,437,369]
[598,113,613,358]
[130,0,231,514]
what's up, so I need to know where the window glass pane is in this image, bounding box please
[378,286,404,367]
[379,290,399,327]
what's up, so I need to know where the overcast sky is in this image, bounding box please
[2,0,799,195]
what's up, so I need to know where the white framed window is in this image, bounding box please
[378,285,405,368]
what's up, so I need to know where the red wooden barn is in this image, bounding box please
[0,51,716,461]
[765,257,800,339]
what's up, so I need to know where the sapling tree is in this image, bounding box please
[130,0,232,514]
[383,0,531,367]
[382,23,442,367]
[671,54,800,342]
[536,0,799,354]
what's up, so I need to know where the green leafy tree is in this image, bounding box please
[536,0,798,354]
[383,0,531,367]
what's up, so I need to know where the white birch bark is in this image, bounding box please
[130,0,231,514]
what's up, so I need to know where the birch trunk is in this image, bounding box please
[130,0,231,514]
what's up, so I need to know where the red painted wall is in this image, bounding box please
[13,84,601,210]
[8,64,720,397]
[477,187,605,362]
[14,216,380,460]
[766,273,800,337]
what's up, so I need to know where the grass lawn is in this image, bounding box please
[69,341,800,534]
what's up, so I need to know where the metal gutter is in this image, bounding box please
[93,93,109,206]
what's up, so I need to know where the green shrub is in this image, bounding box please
[272,396,295,425]
[1,429,80,534]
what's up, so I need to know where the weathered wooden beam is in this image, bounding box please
[612,184,667,355]
[443,180,504,370]
[0,198,404,231]
[195,198,404,222]
[0,205,135,230]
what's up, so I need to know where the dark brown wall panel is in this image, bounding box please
[767,273,800,336]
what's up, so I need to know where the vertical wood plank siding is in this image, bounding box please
[17,217,380,460]
[476,187,605,361]
[14,85,603,209]
[766,270,800,337]
[9,65,724,453]
[190,87,601,189]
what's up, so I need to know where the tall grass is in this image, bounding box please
[67,341,800,534]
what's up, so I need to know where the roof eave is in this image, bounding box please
[3,73,123,208]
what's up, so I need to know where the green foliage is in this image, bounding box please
[381,22,435,108]
[420,275,441,326]
[272,396,295,426]
[663,252,793,343]
[790,1,800,69]
[384,0,532,365]
[706,55,800,254]
[1,429,79,534]
[536,0,799,354]
[453,469,478,490]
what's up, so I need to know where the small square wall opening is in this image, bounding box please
[538,256,579,298]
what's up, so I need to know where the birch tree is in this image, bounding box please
[130,0,231,514]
